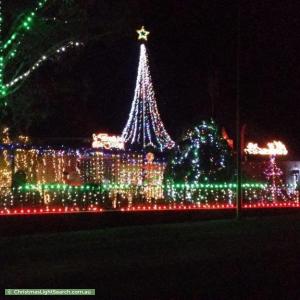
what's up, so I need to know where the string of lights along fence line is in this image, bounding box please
[0,0,82,102]
[122,26,175,151]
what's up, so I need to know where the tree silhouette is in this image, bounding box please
[0,0,83,103]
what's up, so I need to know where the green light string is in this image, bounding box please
[0,0,81,101]
[15,182,273,192]
[0,1,48,98]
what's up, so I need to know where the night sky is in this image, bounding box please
[14,1,300,155]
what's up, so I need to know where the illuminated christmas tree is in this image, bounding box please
[165,120,233,183]
[122,26,175,151]
[0,0,82,103]
[264,155,284,201]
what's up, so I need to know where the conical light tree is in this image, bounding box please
[0,0,82,103]
[122,26,175,151]
[264,155,284,201]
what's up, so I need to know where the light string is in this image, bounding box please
[166,120,232,183]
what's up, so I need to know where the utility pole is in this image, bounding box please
[236,1,242,219]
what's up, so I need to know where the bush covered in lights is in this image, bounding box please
[164,120,234,184]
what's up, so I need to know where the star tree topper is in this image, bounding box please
[137,26,150,41]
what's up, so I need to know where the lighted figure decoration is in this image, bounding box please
[0,0,82,102]
[136,26,150,41]
[146,152,155,163]
[221,127,234,149]
[122,26,175,151]
[165,120,233,184]
[245,141,288,156]
[92,133,124,150]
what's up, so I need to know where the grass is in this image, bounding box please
[1,214,300,299]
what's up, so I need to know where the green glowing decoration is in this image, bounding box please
[0,0,82,103]
[165,120,234,184]
[16,182,268,192]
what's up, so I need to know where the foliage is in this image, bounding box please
[1,1,133,136]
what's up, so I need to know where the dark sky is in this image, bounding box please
[16,1,300,155]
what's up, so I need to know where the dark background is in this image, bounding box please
[4,1,300,155]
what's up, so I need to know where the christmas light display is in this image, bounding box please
[0,140,297,214]
[245,140,288,201]
[264,155,285,201]
[122,26,175,151]
[0,145,167,208]
[92,133,124,150]
[0,143,296,209]
[2,201,300,216]
[245,141,288,156]
[165,120,233,185]
[137,26,150,41]
[0,181,298,215]
[0,0,82,101]
[0,140,297,215]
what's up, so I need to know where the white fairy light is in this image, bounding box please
[5,41,82,89]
